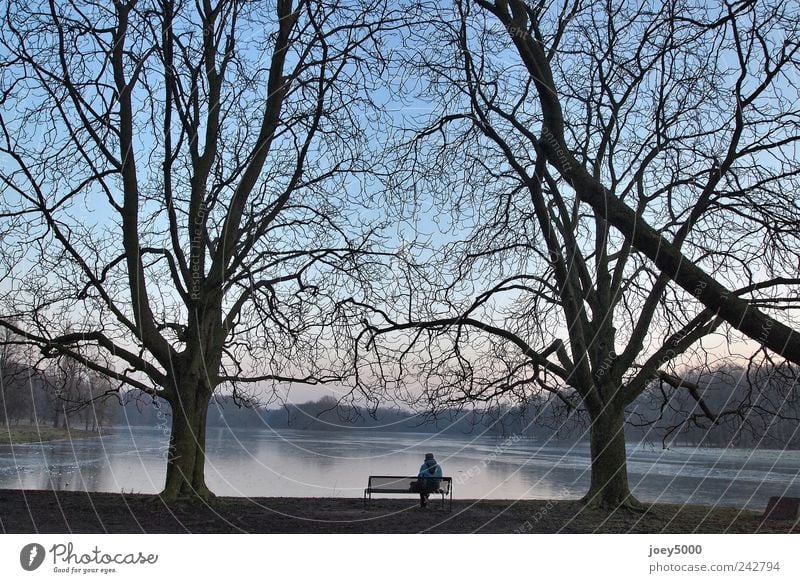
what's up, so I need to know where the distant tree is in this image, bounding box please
[0,328,37,425]
[0,0,400,500]
[46,359,116,432]
[0,357,27,426]
[79,372,116,432]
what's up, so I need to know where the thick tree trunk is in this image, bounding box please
[582,404,640,509]
[161,387,213,501]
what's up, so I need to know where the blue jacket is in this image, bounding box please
[418,458,442,482]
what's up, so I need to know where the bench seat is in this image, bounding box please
[364,475,453,511]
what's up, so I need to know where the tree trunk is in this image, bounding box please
[161,386,213,501]
[582,404,640,509]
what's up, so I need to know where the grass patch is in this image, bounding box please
[0,424,105,445]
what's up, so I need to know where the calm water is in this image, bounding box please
[1,426,798,510]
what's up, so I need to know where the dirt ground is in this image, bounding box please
[1,489,798,533]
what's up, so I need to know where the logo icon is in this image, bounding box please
[20,543,46,571]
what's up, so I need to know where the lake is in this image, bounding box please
[1,426,798,510]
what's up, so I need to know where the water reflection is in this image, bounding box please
[0,426,798,510]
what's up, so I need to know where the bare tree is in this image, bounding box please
[474,0,800,363]
[354,0,800,507]
[0,0,400,500]
[1,331,30,425]
[0,327,48,427]
[80,372,116,432]
[44,356,117,432]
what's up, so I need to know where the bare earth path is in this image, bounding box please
[1,490,798,534]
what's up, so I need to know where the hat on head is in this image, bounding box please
[425,453,435,460]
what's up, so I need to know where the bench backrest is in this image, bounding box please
[367,475,452,494]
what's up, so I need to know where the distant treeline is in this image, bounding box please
[2,354,799,448]
[114,362,800,449]
[626,363,800,449]
[0,357,116,432]
[112,394,554,438]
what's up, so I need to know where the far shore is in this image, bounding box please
[0,424,109,446]
[0,489,797,534]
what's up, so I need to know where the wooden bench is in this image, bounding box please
[364,475,453,511]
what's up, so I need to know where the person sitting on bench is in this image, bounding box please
[416,452,443,508]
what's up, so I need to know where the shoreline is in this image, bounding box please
[0,425,109,446]
[0,489,797,534]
